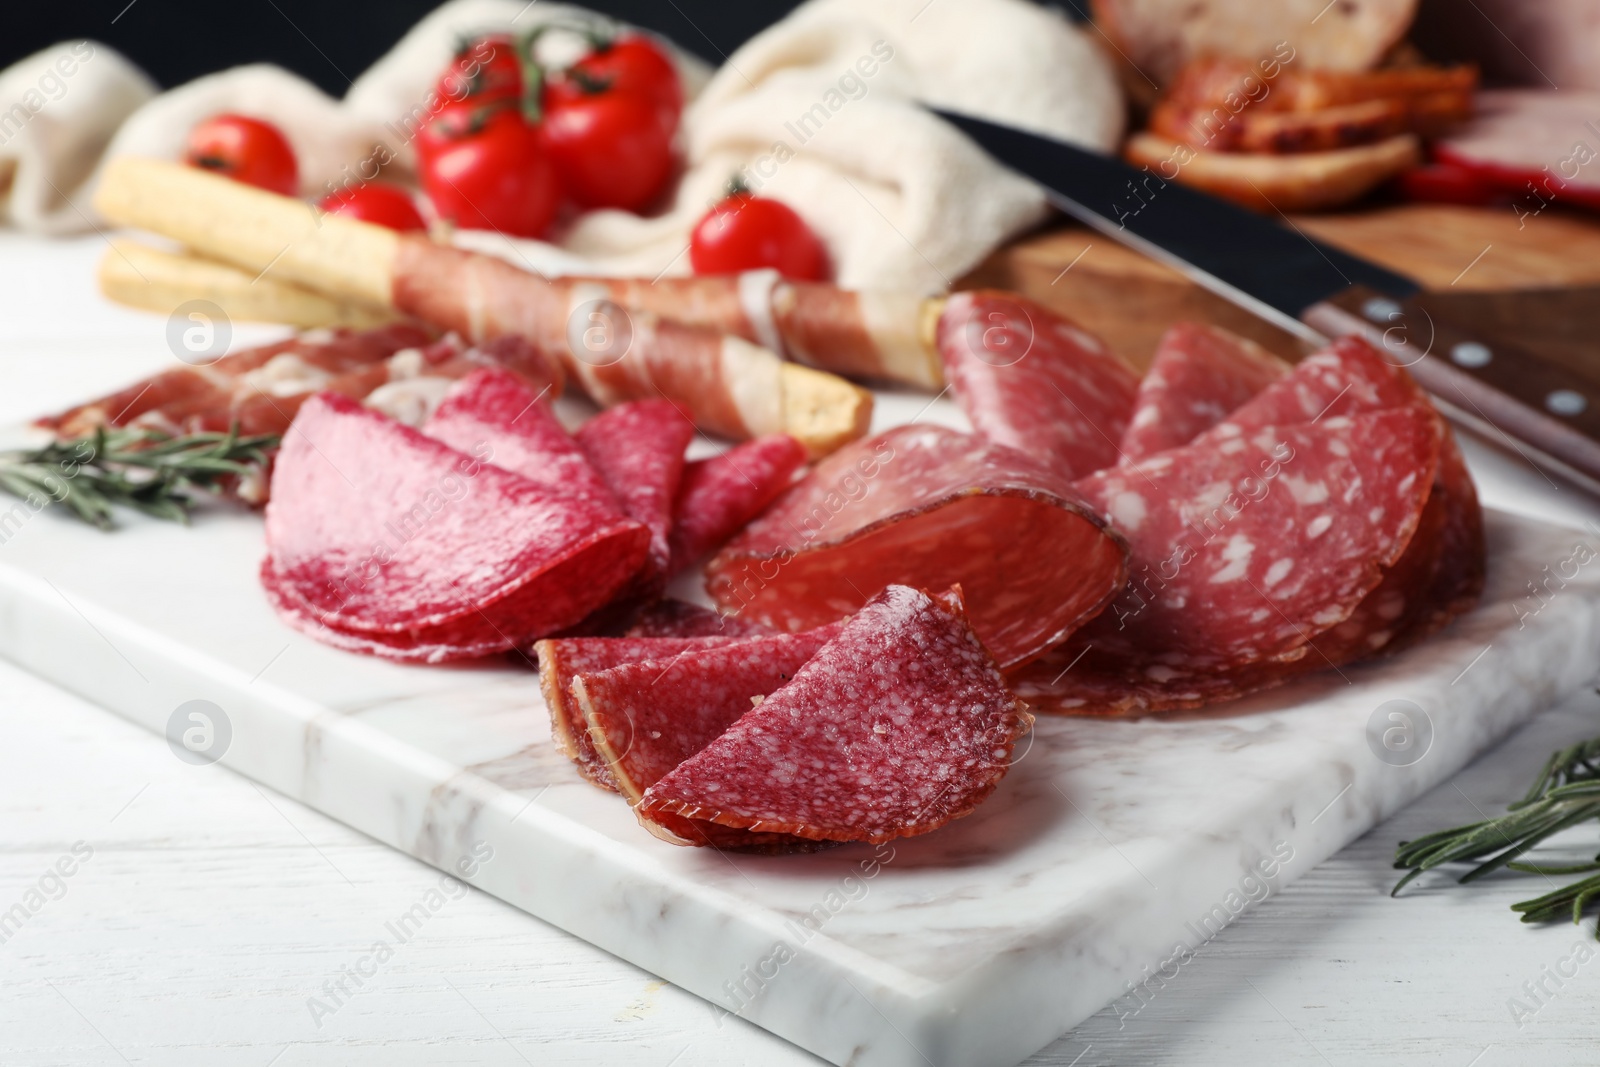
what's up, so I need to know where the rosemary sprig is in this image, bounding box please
[0,426,278,530]
[1393,726,1600,936]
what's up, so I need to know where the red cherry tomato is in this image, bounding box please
[553,35,682,132]
[419,108,561,238]
[317,182,428,232]
[541,87,675,212]
[690,192,829,281]
[435,33,524,106]
[184,114,298,196]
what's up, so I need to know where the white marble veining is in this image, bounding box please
[2,485,1598,1067]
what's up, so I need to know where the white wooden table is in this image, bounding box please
[3,235,1599,1066]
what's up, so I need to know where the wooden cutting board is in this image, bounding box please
[961,202,1600,371]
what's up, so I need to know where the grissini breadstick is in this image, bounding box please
[98,240,395,329]
[92,157,871,455]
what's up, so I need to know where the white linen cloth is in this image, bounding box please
[0,0,1121,292]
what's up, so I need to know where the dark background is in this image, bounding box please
[1,1,811,93]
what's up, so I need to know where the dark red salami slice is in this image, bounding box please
[1201,336,1423,439]
[937,290,1140,479]
[577,400,695,585]
[622,599,775,639]
[667,434,808,576]
[1120,323,1289,462]
[262,393,649,658]
[535,634,747,790]
[573,624,844,803]
[1011,407,1442,713]
[259,557,525,664]
[1205,335,1486,652]
[705,424,1127,668]
[424,368,619,518]
[637,585,1032,845]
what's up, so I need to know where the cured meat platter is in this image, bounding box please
[3,378,1599,1066]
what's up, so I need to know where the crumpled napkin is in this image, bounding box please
[0,0,1121,292]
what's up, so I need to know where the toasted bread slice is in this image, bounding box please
[1124,132,1421,211]
[1092,0,1418,86]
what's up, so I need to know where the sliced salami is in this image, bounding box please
[1012,407,1442,712]
[637,585,1031,845]
[704,424,1129,669]
[423,368,617,518]
[667,434,807,576]
[1119,323,1289,462]
[573,625,843,801]
[534,633,746,790]
[576,400,695,586]
[622,599,774,640]
[262,393,649,659]
[937,291,1140,479]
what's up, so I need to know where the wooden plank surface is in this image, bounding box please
[962,203,1600,370]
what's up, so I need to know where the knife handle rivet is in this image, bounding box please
[1362,297,1403,322]
[1546,390,1588,417]
[1450,342,1492,368]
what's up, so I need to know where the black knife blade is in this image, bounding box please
[935,107,1600,492]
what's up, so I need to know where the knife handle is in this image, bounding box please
[1305,286,1600,490]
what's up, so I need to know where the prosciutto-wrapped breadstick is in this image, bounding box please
[548,273,945,389]
[93,158,871,455]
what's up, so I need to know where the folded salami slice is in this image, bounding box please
[535,634,750,790]
[577,400,695,587]
[1119,323,1289,463]
[1013,407,1443,713]
[262,394,649,660]
[667,434,807,576]
[705,424,1128,668]
[1205,336,1487,654]
[638,585,1032,845]
[573,625,843,801]
[937,291,1140,479]
[622,599,774,639]
[423,368,618,518]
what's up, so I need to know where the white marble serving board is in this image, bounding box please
[2,409,1599,1067]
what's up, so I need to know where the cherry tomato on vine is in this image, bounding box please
[317,182,427,232]
[552,35,682,132]
[690,191,829,280]
[418,108,561,238]
[435,33,524,106]
[541,85,675,211]
[184,114,298,195]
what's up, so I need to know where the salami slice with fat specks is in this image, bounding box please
[1206,337,1487,650]
[577,400,695,585]
[667,434,808,576]
[704,424,1128,669]
[937,291,1140,479]
[622,599,774,639]
[1012,407,1442,712]
[638,585,1031,846]
[574,626,842,799]
[424,368,619,520]
[535,634,746,790]
[262,394,649,661]
[1119,323,1290,462]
